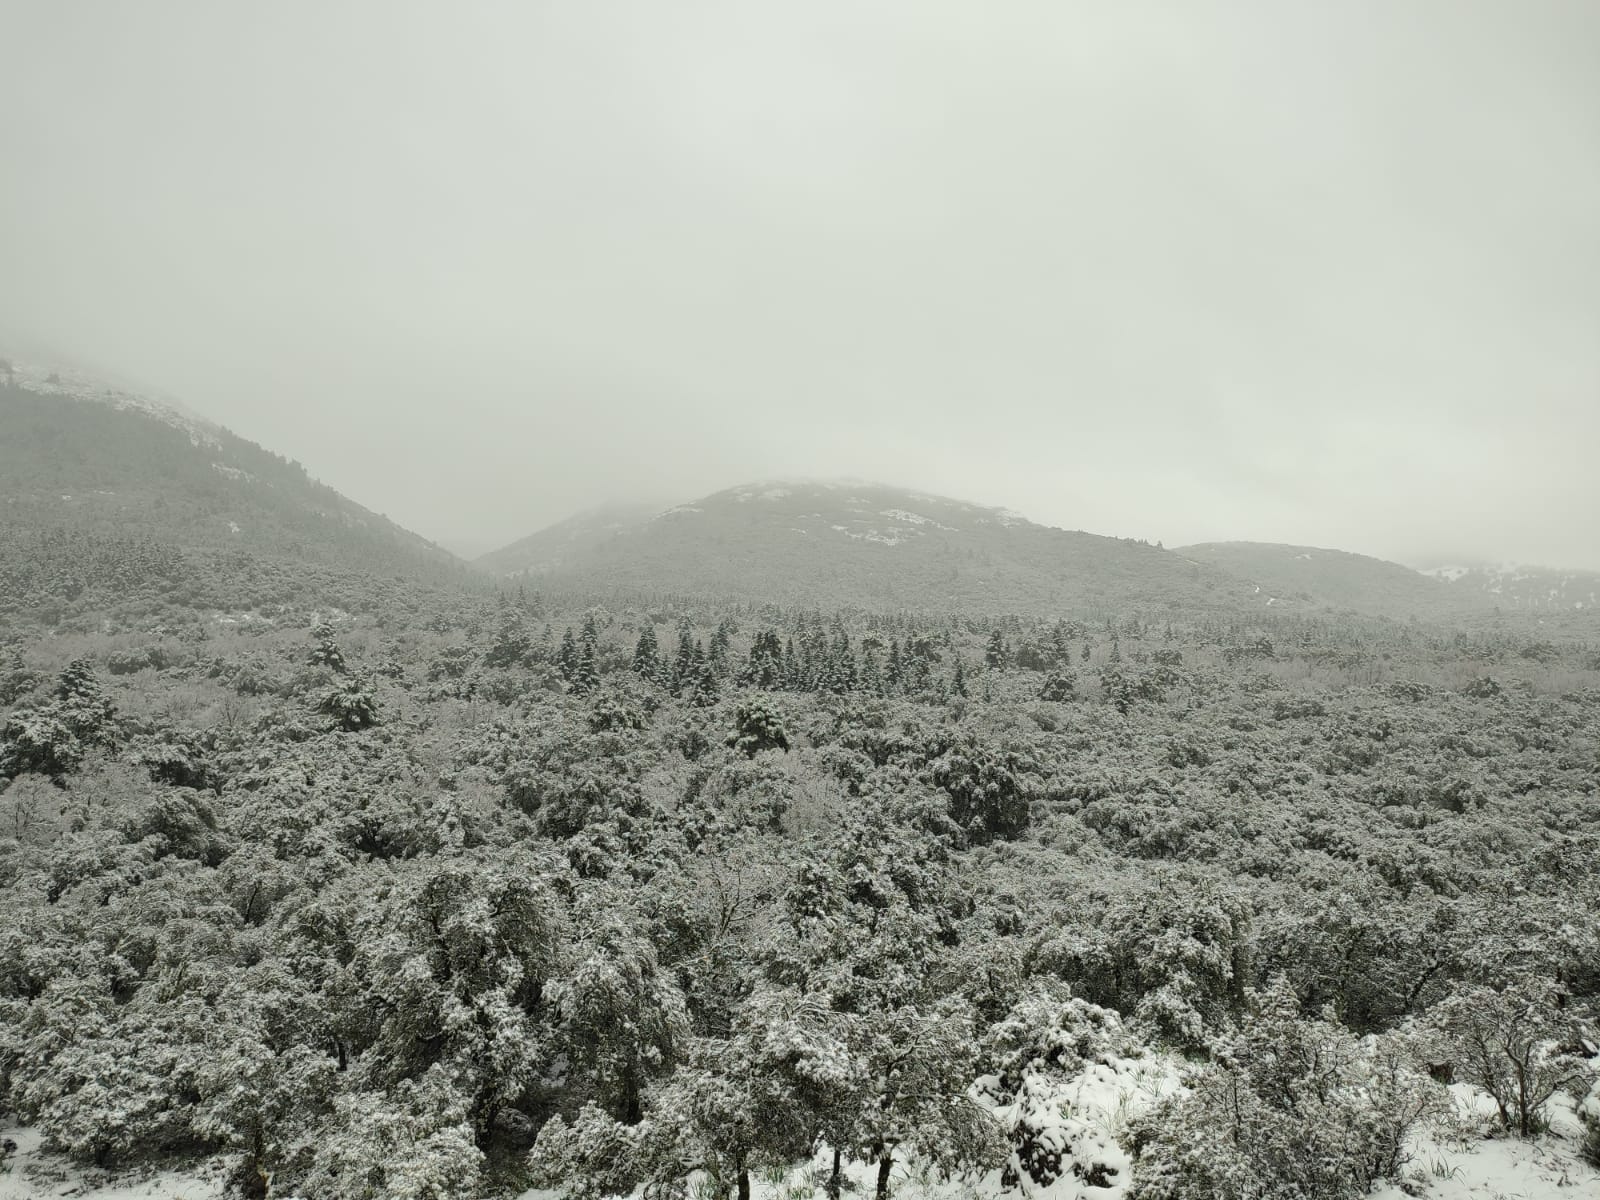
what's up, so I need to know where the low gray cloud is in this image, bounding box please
[2,0,1595,567]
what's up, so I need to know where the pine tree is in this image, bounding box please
[744,629,784,689]
[689,663,719,708]
[783,637,801,691]
[985,629,1009,670]
[574,618,600,694]
[557,627,579,682]
[886,640,904,694]
[673,619,697,694]
[861,645,884,696]
[484,609,532,669]
[952,658,968,697]
[309,622,347,674]
[632,624,660,678]
[709,619,733,677]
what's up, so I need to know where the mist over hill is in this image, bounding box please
[4,3,1599,1195]
[0,368,471,625]
[5,359,1593,638]
[1,371,459,572]
[475,480,1282,618]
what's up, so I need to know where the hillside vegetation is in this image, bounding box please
[478,481,1278,619]
[1,380,1598,1200]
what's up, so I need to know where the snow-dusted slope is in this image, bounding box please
[1420,562,1600,614]
[0,367,460,578]
[1174,541,1468,619]
[2,357,218,447]
[478,479,1271,616]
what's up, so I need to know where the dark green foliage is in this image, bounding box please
[925,734,1039,843]
[317,677,379,731]
[308,623,347,674]
[726,697,789,757]
[1038,670,1076,702]
[0,709,84,783]
[3,530,1600,1197]
[0,660,118,785]
[133,728,221,792]
[630,623,660,679]
[483,610,533,669]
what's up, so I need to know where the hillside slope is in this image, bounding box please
[0,365,468,623]
[1173,541,1468,620]
[479,480,1277,616]
[1420,561,1600,614]
[1,371,458,574]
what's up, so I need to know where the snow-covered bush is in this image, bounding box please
[526,1103,644,1199]
[1431,978,1597,1137]
[317,675,379,731]
[976,987,1159,1194]
[296,1069,483,1200]
[1128,977,1442,1200]
[726,695,790,757]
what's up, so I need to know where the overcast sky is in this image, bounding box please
[2,1,1596,567]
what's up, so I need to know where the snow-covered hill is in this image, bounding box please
[0,367,460,578]
[478,479,1273,616]
[1419,562,1600,614]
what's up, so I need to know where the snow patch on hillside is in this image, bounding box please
[882,508,958,531]
[0,1127,224,1199]
[6,359,222,449]
[1368,1080,1600,1200]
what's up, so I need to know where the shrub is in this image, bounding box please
[726,697,789,757]
[318,677,379,732]
[1431,979,1595,1137]
[1129,977,1442,1200]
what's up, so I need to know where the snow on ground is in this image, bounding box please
[880,509,959,532]
[8,1072,1595,1200]
[0,1127,225,1199]
[1370,1083,1600,1200]
[7,360,221,448]
[976,1051,1185,1199]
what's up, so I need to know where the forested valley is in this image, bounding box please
[3,534,1599,1199]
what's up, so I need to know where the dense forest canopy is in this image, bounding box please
[3,539,1599,1198]
[1,387,1598,1199]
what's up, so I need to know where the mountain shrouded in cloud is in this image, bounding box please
[1,0,1595,569]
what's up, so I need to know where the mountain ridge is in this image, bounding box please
[475,479,1279,617]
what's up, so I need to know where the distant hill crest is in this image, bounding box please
[1,355,219,447]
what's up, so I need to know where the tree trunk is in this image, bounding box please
[737,1165,751,1200]
[827,1146,842,1200]
[876,1149,893,1200]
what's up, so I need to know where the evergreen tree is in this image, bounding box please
[309,622,347,674]
[574,618,600,695]
[744,629,784,689]
[985,629,1009,670]
[783,637,801,691]
[709,619,733,678]
[689,663,719,708]
[484,610,532,669]
[673,619,697,694]
[860,645,883,696]
[557,627,579,682]
[632,624,661,679]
